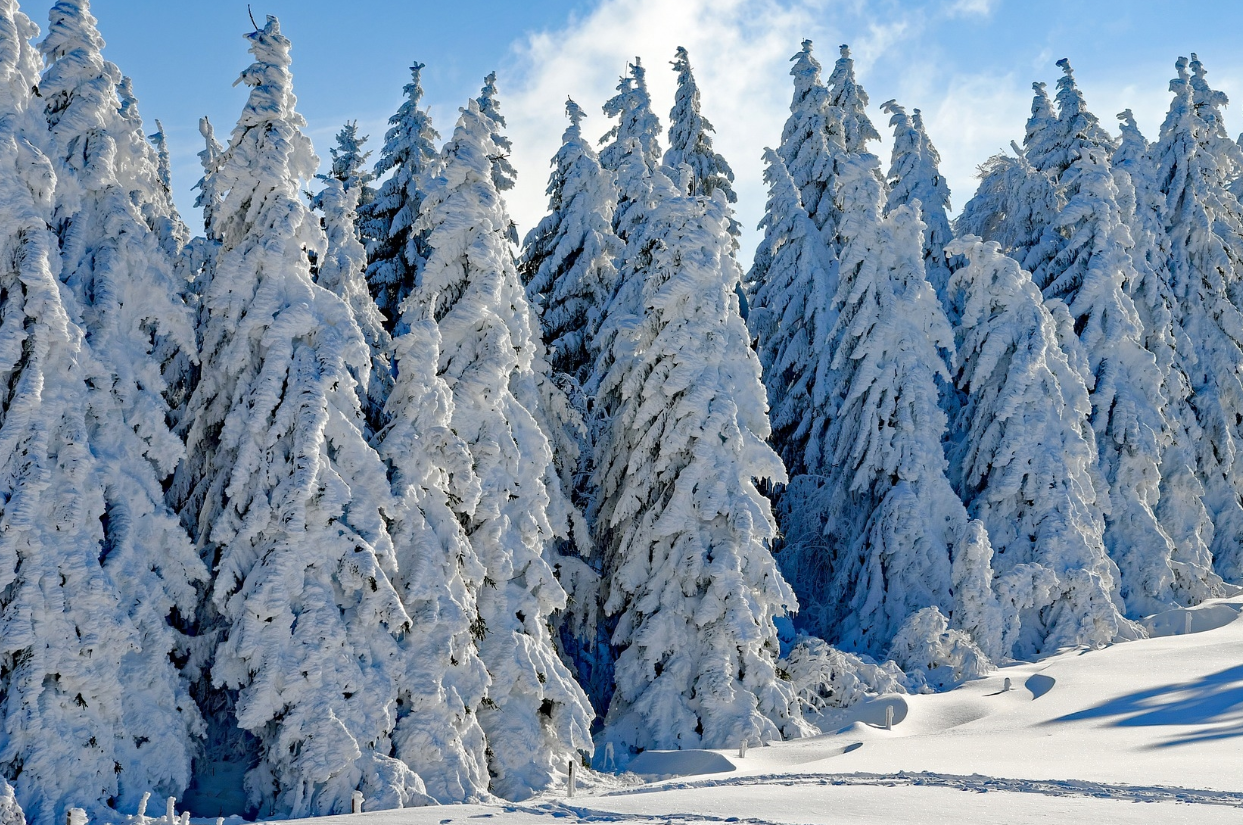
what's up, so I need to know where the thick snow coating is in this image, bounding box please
[410,98,593,800]
[592,165,808,753]
[7,4,1243,823]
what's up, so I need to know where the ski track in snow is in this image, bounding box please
[490,771,1243,824]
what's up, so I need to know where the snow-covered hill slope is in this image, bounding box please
[267,597,1243,824]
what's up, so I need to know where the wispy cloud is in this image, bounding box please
[493,0,1183,265]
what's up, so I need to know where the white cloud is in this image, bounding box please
[493,0,1185,267]
[947,0,998,17]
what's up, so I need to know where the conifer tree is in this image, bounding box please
[1113,110,1222,604]
[777,152,994,657]
[378,276,492,805]
[1028,62,1222,614]
[359,62,439,333]
[316,178,393,439]
[37,2,208,810]
[775,40,843,234]
[1153,55,1243,583]
[600,59,663,243]
[747,149,836,478]
[882,100,954,302]
[599,58,661,174]
[825,45,879,155]
[593,164,808,750]
[174,18,425,815]
[520,99,622,385]
[664,47,736,204]
[413,98,593,799]
[946,236,1132,655]
[323,120,375,206]
[1,4,202,821]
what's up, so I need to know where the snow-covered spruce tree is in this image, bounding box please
[945,236,1132,655]
[38,0,209,809]
[825,44,880,155]
[600,57,661,174]
[2,5,194,822]
[777,152,1000,660]
[1022,81,1059,174]
[1040,145,1184,616]
[1113,110,1222,604]
[516,99,622,714]
[476,72,520,246]
[323,120,375,206]
[746,148,836,478]
[1154,55,1243,583]
[164,115,226,434]
[664,47,736,206]
[378,287,491,804]
[316,178,393,439]
[775,40,843,234]
[174,18,426,815]
[600,59,663,243]
[412,98,593,799]
[359,62,439,333]
[882,100,954,304]
[1032,61,1219,615]
[956,143,1062,279]
[519,98,622,386]
[114,74,187,255]
[592,166,809,751]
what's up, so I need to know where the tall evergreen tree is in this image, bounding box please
[0,5,201,822]
[323,120,375,206]
[1113,110,1222,604]
[775,40,843,234]
[174,18,425,815]
[412,98,593,799]
[664,47,736,204]
[378,267,492,805]
[37,2,207,812]
[315,179,393,439]
[593,163,808,751]
[777,152,994,657]
[825,44,879,155]
[599,57,661,174]
[946,236,1132,655]
[1153,55,1243,583]
[747,149,836,478]
[520,99,622,385]
[600,59,663,244]
[359,62,439,333]
[882,100,954,303]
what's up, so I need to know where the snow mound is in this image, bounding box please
[625,750,736,780]
[851,695,909,728]
[1144,602,1243,638]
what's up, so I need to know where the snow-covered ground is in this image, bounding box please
[261,596,1243,824]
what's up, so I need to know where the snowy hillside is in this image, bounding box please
[262,597,1243,824]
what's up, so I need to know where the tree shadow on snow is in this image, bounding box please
[1046,664,1243,747]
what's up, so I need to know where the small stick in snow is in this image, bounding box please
[567,759,577,798]
[352,791,364,814]
[885,704,894,730]
[1003,677,1012,692]
[166,797,176,824]
[1185,612,1193,635]
[738,740,748,758]
[604,741,615,771]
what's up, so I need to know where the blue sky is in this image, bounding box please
[42,0,1243,265]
